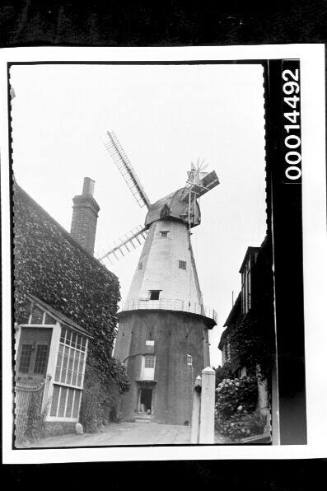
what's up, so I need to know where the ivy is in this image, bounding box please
[14,184,130,430]
[228,312,274,379]
[80,366,125,432]
[221,238,275,380]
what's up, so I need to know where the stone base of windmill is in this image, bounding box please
[116,309,212,426]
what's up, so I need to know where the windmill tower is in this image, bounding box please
[100,131,219,425]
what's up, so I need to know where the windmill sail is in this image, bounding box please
[104,131,151,209]
[98,225,148,263]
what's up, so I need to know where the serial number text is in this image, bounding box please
[282,68,302,181]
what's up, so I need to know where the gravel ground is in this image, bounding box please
[20,421,229,448]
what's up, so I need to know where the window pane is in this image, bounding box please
[77,353,85,387]
[50,385,60,417]
[19,345,32,373]
[34,345,49,375]
[81,336,86,350]
[145,355,155,368]
[65,388,74,418]
[44,313,56,325]
[30,306,44,324]
[72,351,80,386]
[58,387,68,417]
[71,332,77,349]
[72,390,81,418]
[149,290,160,300]
[60,346,69,383]
[66,329,72,346]
[76,335,82,350]
[179,260,187,270]
[60,328,67,343]
[54,344,63,381]
[66,348,75,385]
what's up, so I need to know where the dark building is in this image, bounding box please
[218,236,275,419]
[14,179,124,440]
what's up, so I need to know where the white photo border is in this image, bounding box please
[1,44,326,463]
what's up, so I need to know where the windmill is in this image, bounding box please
[101,130,219,425]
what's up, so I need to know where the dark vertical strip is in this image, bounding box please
[266,59,307,444]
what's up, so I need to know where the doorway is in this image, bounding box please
[17,328,52,383]
[138,388,152,414]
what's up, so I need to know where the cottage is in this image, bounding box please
[14,179,126,441]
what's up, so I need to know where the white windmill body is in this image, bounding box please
[101,132,219,425]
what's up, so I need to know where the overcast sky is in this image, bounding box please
[11,63,266,367]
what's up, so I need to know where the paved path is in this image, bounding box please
[26,422,227,447]
[29,422,191,447]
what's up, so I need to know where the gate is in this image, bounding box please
[14,380,45,443]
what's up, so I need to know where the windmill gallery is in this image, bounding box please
[100,131,220,425]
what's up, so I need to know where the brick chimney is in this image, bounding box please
[70,177,100,255]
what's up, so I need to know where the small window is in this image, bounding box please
[144,355,155,368]
[30,306,44,324]
[179,260,187,270]
[186,354,193,366]
[149,290,161,300]
[146,340,155,346]
[160,231,169,238]
[138,261,143,270]
[19,345,33,373]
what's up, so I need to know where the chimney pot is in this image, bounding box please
[82,177,95,196]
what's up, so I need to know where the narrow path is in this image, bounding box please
[27,422,192,448]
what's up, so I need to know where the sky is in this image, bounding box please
[10,63,266,367]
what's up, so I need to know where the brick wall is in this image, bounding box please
[117,310,211,425]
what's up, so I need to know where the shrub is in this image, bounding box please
[216,376,258,416]
[215,376,266,441]
[215,410,266,441]
[215,363,233,387]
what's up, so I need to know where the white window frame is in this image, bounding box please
[141,355,156,381]
[47,328,88,422]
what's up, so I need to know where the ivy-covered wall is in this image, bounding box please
[14,183,129,429]
[218,236,275,379]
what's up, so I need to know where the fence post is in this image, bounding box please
[199,366,215,444]
[191,375,202,443]
[41,375,52,413]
